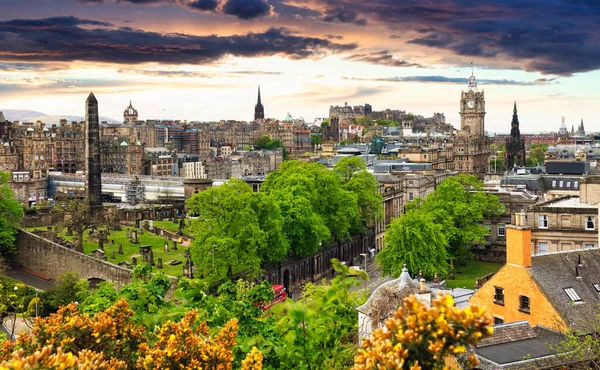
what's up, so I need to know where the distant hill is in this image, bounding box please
[0,109,120,125]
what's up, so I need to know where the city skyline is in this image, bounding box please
[0,0,598,132]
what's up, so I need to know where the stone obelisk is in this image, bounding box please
[85,92,102,209]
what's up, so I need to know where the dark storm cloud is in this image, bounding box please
[307,0,600,75]
[344,75,554,86]
[0,17,356,64]
[345,51,421,68]
[320,3,366,26]
[222,0,271,19]
[185,0,218,11]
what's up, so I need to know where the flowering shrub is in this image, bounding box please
[353,295,493,370]
[0,299,263,370]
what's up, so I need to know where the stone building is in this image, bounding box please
[144,147,178,177]
[123,101,138,124]
[470,222,600,335]
[504,102,526,169]
[99,136,145,176]
[454,71,491,174]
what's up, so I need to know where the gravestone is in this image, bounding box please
[135,219,141,228]
[148,249,155,266]
[111,251,116,260]
[110,239,114,245]
[157,258,163,269]
[143,220,149,230]
[118,243,123,255]
[98,237,104,250]
[139,245,151,256]
[132,257,137,266]
[172,240,178,251]
[164,241,169,252]
[131,230,139,244]
[149,220,154,231]
[127,228,131,238]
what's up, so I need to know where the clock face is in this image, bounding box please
[467,100,475,108]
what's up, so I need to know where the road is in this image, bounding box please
[4,269,55,291]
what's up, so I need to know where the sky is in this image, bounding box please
[0,0,599,133]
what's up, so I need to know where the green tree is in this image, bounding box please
[187,179,288,281]
[377,210,448,278]
[310,134,322,151]
[261,161,360,256]
[39,273,90,317]
[334,157,383,227]
[415,174,504,264]
[0,172,23,258]
[254,135,271,150]
[528,144,546,166]
[53,197,103,253]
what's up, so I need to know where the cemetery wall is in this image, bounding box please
[14,229,133,289]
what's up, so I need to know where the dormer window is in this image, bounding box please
[564,287,582,302]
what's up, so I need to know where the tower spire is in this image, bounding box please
[513,101,517,114]
[471,61,474,76]
[257,86,261,105]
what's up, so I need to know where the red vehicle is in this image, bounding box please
[260,284,287,310]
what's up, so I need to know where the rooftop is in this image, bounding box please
[536,196,598,209]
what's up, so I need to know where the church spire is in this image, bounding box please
[513,101,517,114]
[254,86,265,120]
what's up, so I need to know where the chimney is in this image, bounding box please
[506,224,532,268]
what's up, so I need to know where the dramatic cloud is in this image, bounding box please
[307,0,600,75]
[345,51,421,68]
[185,0,218,11]
[222,0,271,19]
[343,75,555,86]
[321,4,366,26]
[0,17,356,65]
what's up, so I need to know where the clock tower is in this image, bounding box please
[459,72,486,137]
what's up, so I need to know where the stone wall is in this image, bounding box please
[14,229,133,289]
[263,230,375,292]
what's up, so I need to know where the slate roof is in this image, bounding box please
[476,322,579,370]
[530,248,600,334]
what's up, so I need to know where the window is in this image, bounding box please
[519,295,530,313]
[538,242,549,254]
[494,317,504,325]
[494,287,504,305]
[484,223,491,234]
[552,180,556,187]
[538,215,548,228]
[585,244,596,250]
[586,216,595,230]
[564,287,581,302]
[575,181,579,188]
[498,224,506,237]
[409,193,414,201]
[559,181,563,187]
[566,181,571,188]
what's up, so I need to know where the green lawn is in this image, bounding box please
[24,226,189,277]
[152,220,191,236]
[445,260,502,289]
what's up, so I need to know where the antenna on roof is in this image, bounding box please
[471,61,474,76]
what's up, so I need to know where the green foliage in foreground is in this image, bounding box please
[33,260,367,370]
[0,171,23,258]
